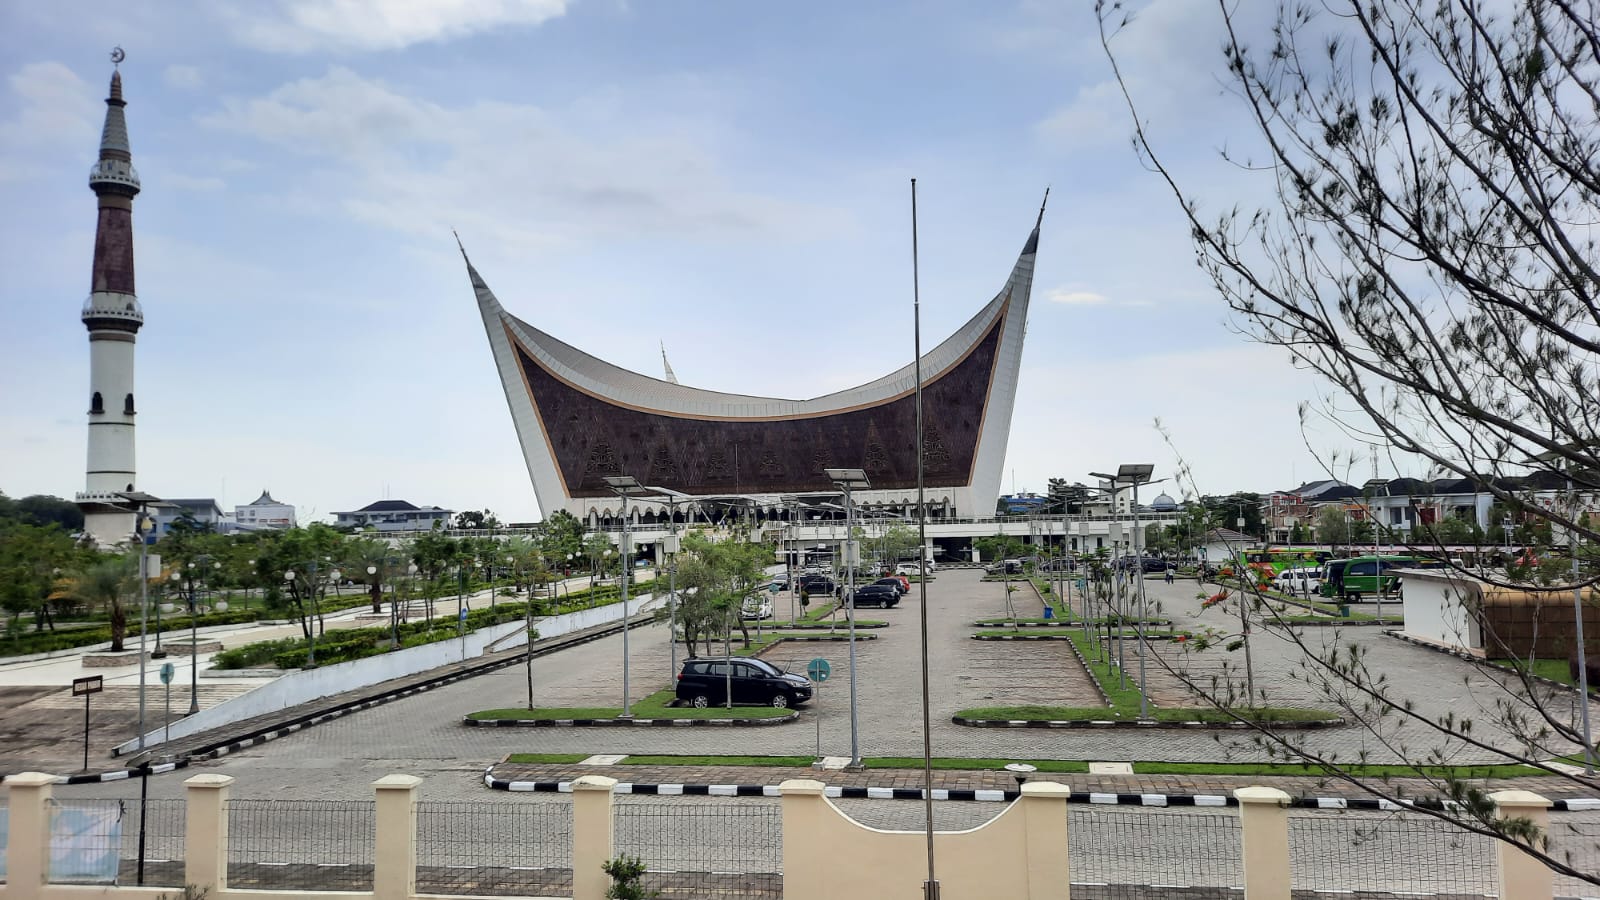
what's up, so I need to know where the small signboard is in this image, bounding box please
[806,658,831,683]
[71,676,103,697]
[159,662,175,685]
[458,607,469,623]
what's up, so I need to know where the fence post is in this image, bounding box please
[1234,786,1291,900]
[1490,790,1553,900]
[1020,781,1072,900]
[373,774,422,900]
[571,775,617,900]
[779,779,828,899]
[4,772,55,889]
[184,774,233,894]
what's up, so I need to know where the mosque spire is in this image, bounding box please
[661,341,678,384]
[77,48,144,547]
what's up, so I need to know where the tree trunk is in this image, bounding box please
[109,599,127,652]
[370,580,382,614]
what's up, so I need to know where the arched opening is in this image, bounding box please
[90,392,104,414]
[124,393,136,415]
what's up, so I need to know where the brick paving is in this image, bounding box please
[33,568,1600,807]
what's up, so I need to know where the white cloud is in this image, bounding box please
[224,0,572,52]
[202,67,843,252]
[0,62,100,183]
[161,173,225,191]
[4,62,99,147]
[164,64,203,90]
[1047,288,1108,305]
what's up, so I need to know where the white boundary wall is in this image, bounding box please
[113,593,659,755]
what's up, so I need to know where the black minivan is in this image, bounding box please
[676,657,813,709]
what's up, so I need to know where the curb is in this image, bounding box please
[1387,630,1592,697]
[971,633,1187,642]
[86,611,654,773]
[1,759,189,786]
[951,714,1349,730]
[970,620,1172,629]
[482,767,1597,810]
[464,711,800,728]
[762,634,878,642]
[764,623,888,630]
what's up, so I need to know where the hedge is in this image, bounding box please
[0,608,263,657]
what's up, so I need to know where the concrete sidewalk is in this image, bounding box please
[0,598,661,780]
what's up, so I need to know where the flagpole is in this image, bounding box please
[911,178,939,900]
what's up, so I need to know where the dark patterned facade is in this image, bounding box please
[514,314,1004,498]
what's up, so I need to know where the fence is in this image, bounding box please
[614,799,781,899]
[227,799,374,891]
[416,800,572,897]
[0,774,1589,900]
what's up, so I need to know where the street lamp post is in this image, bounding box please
[1091,464,1159,720]
[117,491,168,752]
[825,467,870,767]
[640,488,691,681]
[604,475,651,719]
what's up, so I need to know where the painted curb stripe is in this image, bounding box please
[475,768,1600,811]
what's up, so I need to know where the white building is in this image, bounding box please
[234,490,296,531]
[334,500,453,532]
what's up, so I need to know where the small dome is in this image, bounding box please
[1149,492,1178,510]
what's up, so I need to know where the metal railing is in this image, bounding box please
[613,799,782,899]
[415,799,573,898]
[1287,812,1497,897]
[1549,818,1600,900]
[1069,807,1243,893]
[42,798,185,886]
[226,799,375,891]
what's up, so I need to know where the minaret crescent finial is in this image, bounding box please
[110,47,125,67]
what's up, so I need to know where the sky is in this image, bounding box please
[0,0,1377,524]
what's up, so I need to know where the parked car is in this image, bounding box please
[740,597,773,620]
[766,575,790,592]
[676,657,812,708]
[985,559,1023,575]
[846,584,900,608]
[873,577,907,596]
[798,574,837,596]
[1273,568,1322,595]
[895,561,935,576]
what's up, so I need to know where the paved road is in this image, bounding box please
[41,569,1580,808]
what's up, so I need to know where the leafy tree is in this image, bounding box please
[1198,494,1264,538]
[539,510,585,566]
[0,492,85,531]
[0,522,77,634]
[672,533,770,656]
[72,554,137,651]
[1102,0,1600,880]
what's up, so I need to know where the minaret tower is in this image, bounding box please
[76,50,143,545]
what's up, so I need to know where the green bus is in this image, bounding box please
[1321,555,1447,599]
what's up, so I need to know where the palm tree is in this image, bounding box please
[343,537,393,613]
[73,555,136,651]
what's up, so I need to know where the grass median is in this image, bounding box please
[500,753,1539,779]
[469,687,795,721]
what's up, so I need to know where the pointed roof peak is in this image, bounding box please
[454,231,489,291]
[1022,187,1047,255]
[109,69,124,104]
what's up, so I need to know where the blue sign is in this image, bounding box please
[159,663,174,685]
[806,658,831,683]
[458,608,469,623]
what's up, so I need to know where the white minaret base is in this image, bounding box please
[81,508,136,547]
